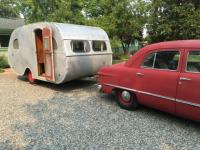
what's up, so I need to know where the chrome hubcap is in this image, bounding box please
[121,91,131,102]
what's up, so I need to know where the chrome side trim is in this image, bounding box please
[176,99,200,108]
[104,83,200,108]
[104,83,138,92]
[137,90,176,102]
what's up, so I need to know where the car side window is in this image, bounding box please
[142,50,180,70]
[142,52,156,68]
[187,51,200,73]
[154,51,180,70]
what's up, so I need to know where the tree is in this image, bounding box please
[0,0,20,18]
[20,0,85,24]
[83,0,149,54]
[148,0,200,43]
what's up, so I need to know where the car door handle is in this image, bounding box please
[179,77,191,81]
[136,72,144,76]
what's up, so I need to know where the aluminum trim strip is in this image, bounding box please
[104,83,200,108]
[104,83,138,92]
[176,99,200,108]
[137,90,176,102]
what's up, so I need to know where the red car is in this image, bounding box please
[98,40,200,122]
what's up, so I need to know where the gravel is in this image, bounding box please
[0,69,200,150]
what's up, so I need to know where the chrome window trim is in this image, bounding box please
[140,67,178,72]
[141,50,180,72]
[104,83,200,108]
[141,51,156,69]
[153,52,157,68]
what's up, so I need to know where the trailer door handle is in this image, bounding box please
[179,77,191,81]
[136,72,144,76]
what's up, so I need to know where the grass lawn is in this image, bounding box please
[112,54,129,64]
[113,59,127,64]
[0,48,8,57]
[0,68,4,73]
[0,48,7,51]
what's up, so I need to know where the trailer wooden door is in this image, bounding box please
[42,27,55,81]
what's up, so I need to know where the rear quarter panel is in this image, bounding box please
[99,63,138,94]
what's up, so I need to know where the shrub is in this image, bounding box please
[112,52,121,60]
[0,55,9,69]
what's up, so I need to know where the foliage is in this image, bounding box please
[110,36,121,49]
[0,55,9,69]
[84,0,150,54]
[0,0,20,18]
[112,51,121,60]
[148,0,200,43]
[113,50,130,60]
[20,0,85,24]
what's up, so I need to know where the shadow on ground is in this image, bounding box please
[18,76,98,93]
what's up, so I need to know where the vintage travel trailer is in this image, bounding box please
[8,22,112,84]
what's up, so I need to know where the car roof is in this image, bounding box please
[126,40,200,67]
[144,40,200,50]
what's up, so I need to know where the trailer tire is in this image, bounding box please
[27,70,36,84]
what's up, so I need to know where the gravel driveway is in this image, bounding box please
[0,69,200,150]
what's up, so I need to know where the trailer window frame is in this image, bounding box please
[71,40,90,53]
[13,39,19,49]
[92,41,107,52]
[52,37,58,50]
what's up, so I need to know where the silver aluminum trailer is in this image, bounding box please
[8,22,112,84]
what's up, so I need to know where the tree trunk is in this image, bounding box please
[121,42,128,55]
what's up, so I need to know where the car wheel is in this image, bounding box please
[116,89,139,110]
[27,70,36,84]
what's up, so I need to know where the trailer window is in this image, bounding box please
[92,41,107,52]
[43,37,49,49]
[52,37,57,50]
[71,41,90,53]
[13,39,19,49]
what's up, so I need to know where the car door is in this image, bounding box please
[136,49,182,114]
[176,49,200,121]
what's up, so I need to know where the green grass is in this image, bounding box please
[112,54,129,64]
[0,48,8,57]
[113,59,127,64]
[0,68,4,73]
[119,55,129,60]
[0,48,7,51]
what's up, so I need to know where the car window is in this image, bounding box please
[187,51,200,73]
[142,50,180,70]
[71,40,90,53]
[154,51,180,70]
[142,52,156,68]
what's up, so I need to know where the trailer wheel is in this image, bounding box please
[116,89,139,110]
[27,71,36,84]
